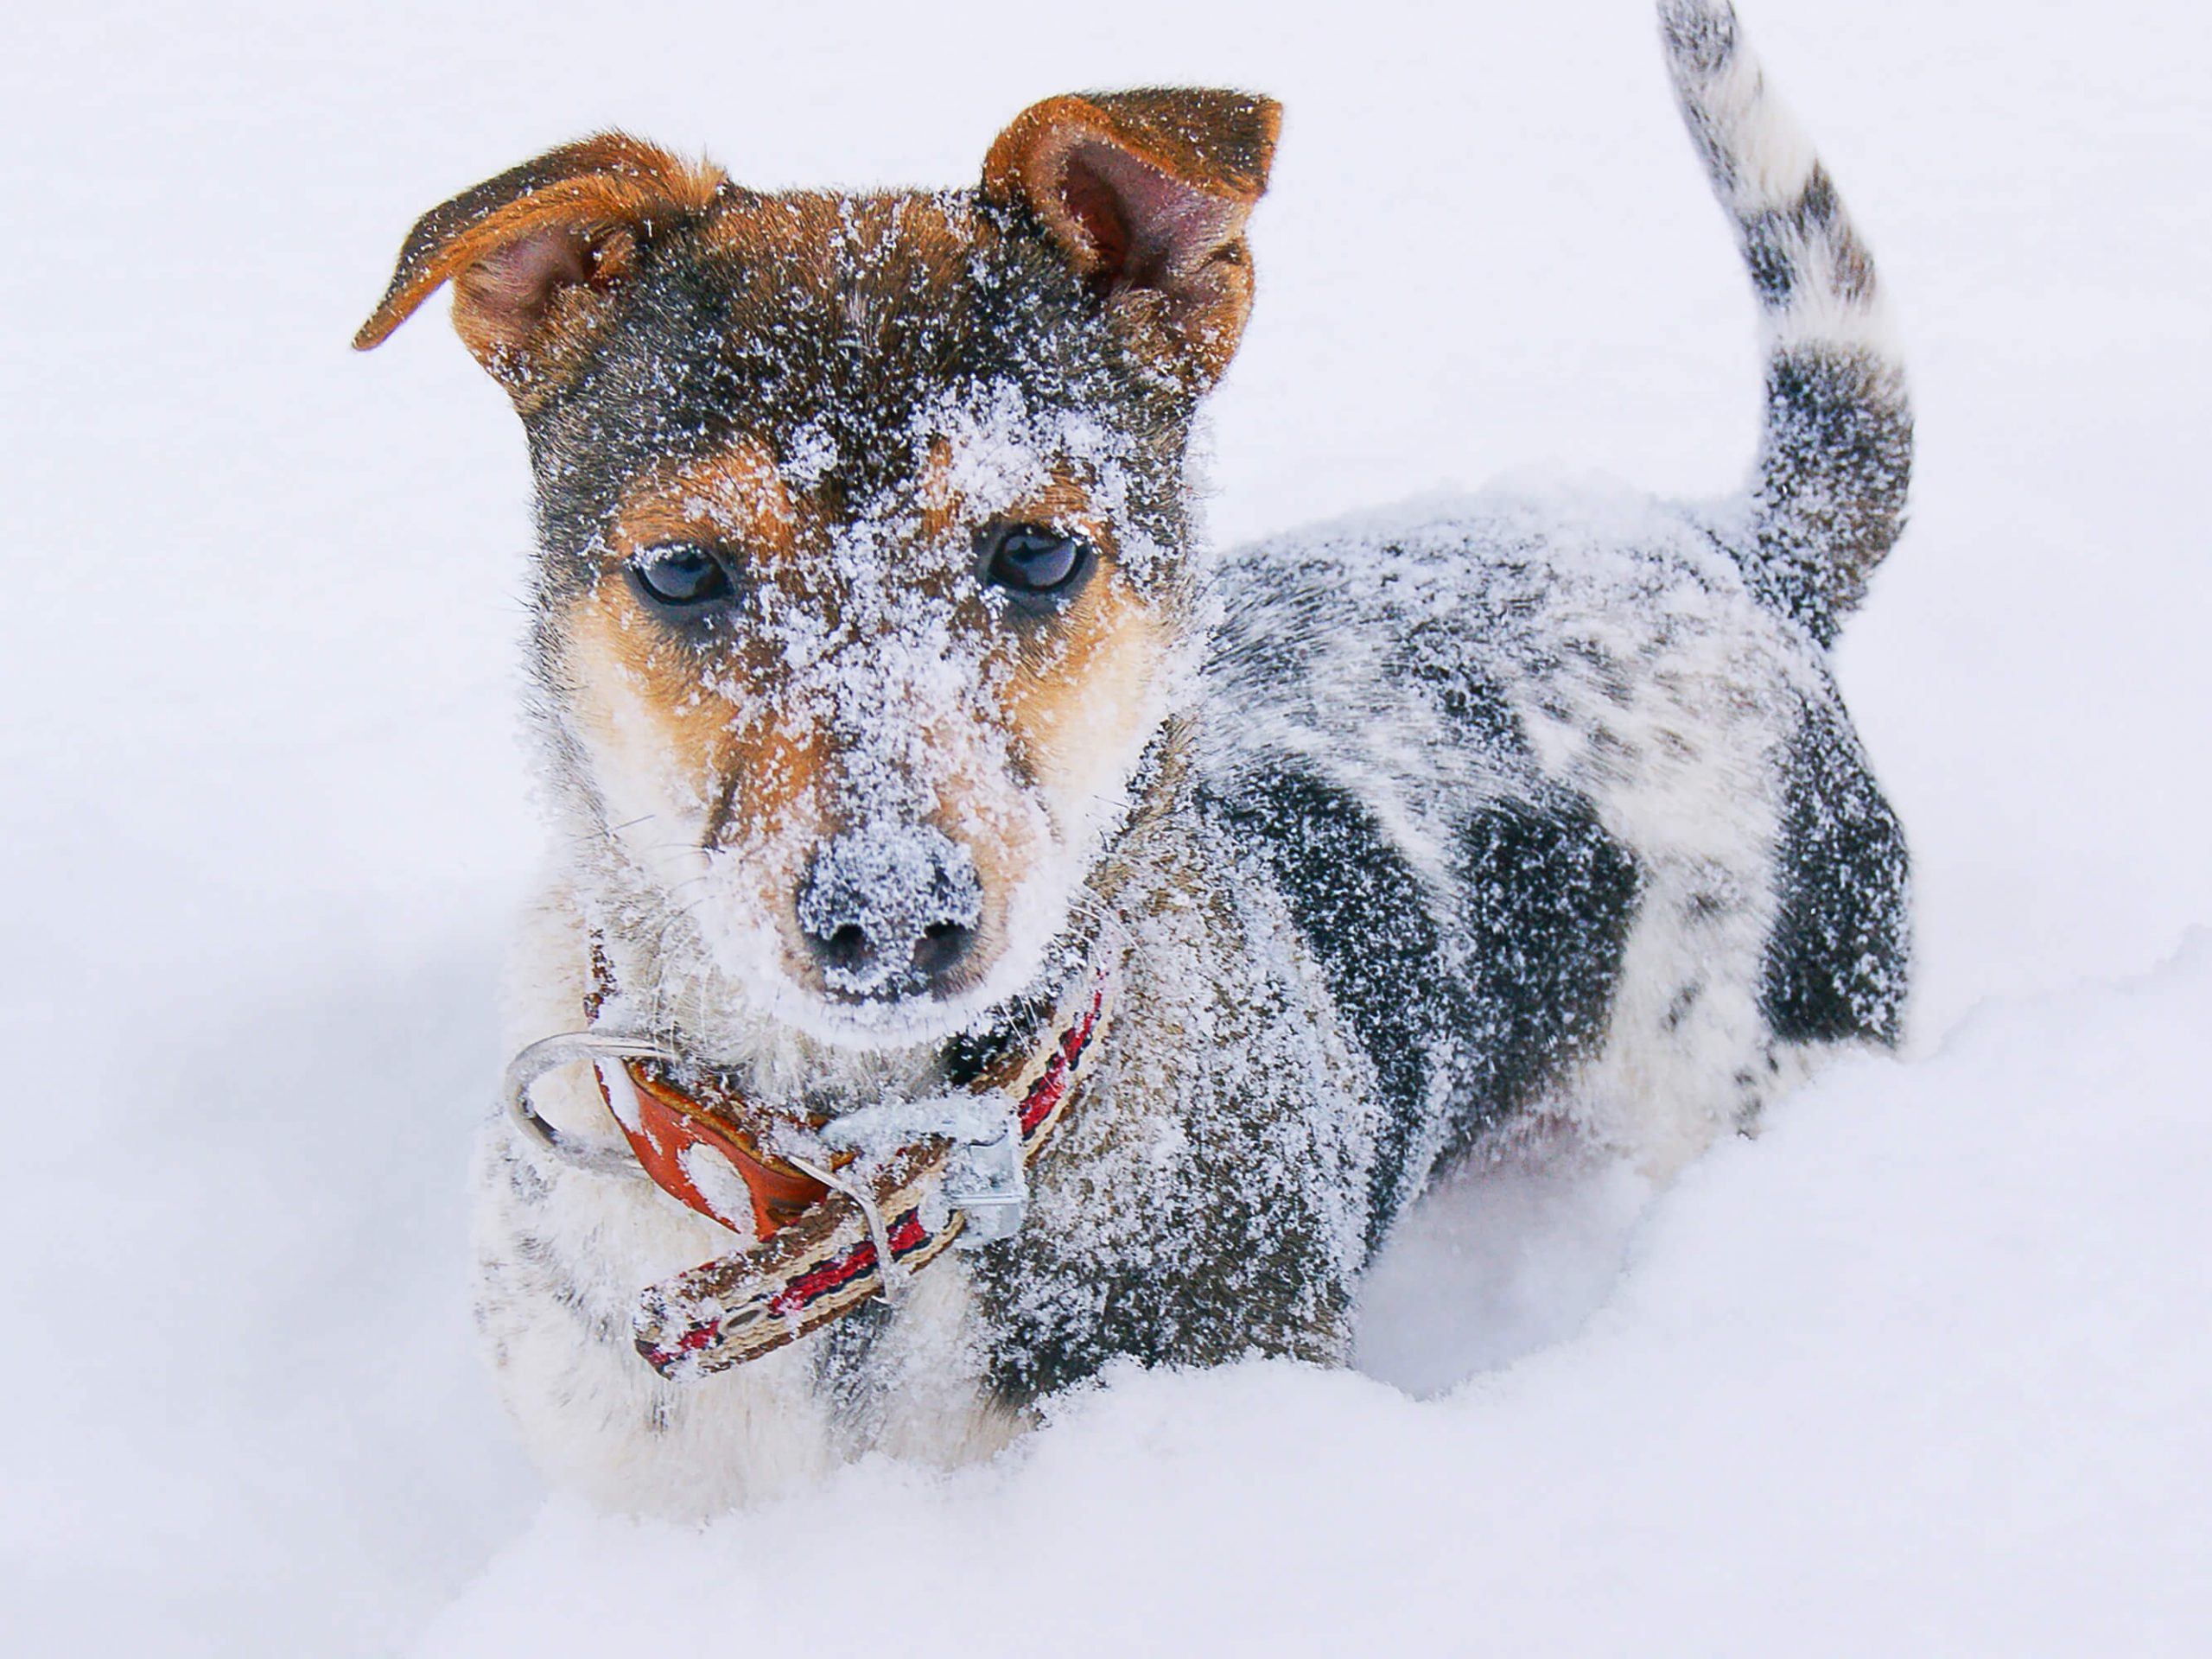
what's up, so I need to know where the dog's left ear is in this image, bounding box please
[983,89,1280,391]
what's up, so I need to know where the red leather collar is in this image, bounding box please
[596,1060,835,1241]
[512,937,1122,1378]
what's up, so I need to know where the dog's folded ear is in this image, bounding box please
[353,134,724,397]
[983,89,1281,391]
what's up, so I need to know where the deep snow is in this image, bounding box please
[3,1,2207,1654]
[423,938,2212,1658]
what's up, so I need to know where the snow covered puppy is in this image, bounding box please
[356,0,1910,1516]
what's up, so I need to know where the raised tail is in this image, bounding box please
[1660,1,1911,644]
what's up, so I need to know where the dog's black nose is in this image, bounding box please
[796,824,982,998]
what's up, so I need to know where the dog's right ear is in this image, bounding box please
[353,133,725,397]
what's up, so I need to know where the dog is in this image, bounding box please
[356,0,1910,1517]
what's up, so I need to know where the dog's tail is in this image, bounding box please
[1660,1,1911,644]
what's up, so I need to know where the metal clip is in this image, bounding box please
[817,1095,1030,1249]
[942,1106,1027,1248]
[779,1147,909,1305]
[502,1029,683,1180]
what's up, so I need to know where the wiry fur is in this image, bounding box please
[361,0,1910,1517]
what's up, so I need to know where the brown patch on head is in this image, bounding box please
[696,190,968,275]
[569,437,823,855]
[944,461,1173,925]
[353,133,725,400]
[996,557,1169,816]
[692,190,980,374]
[914,437,1113,565]
[916,435,962,544]
[584,440,830,877]
[998,466,1111,550]
[604,437,800,569]
[556,539,838,959]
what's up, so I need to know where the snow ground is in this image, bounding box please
[422,942,2212,1659]
[3,1,2207,1653]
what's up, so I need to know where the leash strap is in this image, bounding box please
[631,964,1111,1380]
[504,944,1117,1382]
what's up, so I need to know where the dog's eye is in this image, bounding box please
[980,524,1090,602]
[631,543,734,608]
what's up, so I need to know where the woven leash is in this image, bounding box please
[503,947,1117,1381]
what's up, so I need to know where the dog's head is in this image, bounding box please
[359,96,1276,1048]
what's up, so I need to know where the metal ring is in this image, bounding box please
[501,1030,685,1180]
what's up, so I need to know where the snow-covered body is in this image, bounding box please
[362,0,1910,1516]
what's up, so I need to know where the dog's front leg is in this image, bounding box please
[968,842,1380,1402]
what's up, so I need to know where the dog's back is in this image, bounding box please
[1202,0,1909,1194]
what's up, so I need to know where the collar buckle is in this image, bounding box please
[943,1107,1027,1246]
[813,1095,1029,1246]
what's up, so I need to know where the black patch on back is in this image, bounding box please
[1207,767,1456,1247]
[1446,798,1643,1151]
[1398,624,1528,757]
[976,771,1646,1407]
[1760,696,1910,1045]
[1207,766,1644,1243]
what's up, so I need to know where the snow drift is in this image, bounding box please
[417,940,2212,1659]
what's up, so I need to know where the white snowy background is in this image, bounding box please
[4,1,2206,1653]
